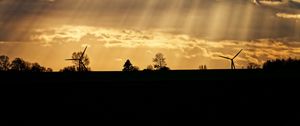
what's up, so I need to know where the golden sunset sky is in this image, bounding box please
[0,0,300,71]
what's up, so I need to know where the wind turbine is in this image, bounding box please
[66,46,88,71]
[218,49,243,69]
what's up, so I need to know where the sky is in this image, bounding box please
[0,0,300,71]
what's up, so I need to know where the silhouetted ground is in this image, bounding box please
[0,70,299,126]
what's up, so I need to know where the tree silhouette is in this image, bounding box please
[153,53,169,70]
[123,59,132,71]
[122,59,139,71]
[71,51,90,72]
[10,58,31,72]
[263,58,300,71]
[46,68,53,72]
[31,63,47,72]
[0,55,10,71]
[59,66,77,72]
[0,55,53,72]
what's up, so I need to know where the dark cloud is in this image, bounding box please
[0,0,58,41]
[0,0,300,42]
[253,0,300,12]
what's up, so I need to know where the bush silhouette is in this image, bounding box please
[159,66,170,71]
[59,66,77,72]
[143,65,154,71]
[199,65,207,70]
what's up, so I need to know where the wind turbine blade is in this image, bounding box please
[233,49,243,59]
[65,59,78,61]
[80,46,88,59]
[218,55,231,60]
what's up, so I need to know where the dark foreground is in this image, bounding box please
[0,70,299,126]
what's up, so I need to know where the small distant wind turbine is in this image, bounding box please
[218,49,243,69]
[66,46,88,71]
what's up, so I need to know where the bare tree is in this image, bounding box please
[0,55,10,71]
[247,63,261,69]
[153,53,169,70]
[71,52,90,71]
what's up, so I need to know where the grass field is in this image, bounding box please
[0,70,299,126]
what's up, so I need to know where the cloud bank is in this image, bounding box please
[30,25,300,65]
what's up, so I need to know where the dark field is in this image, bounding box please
[1,70,299,126]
